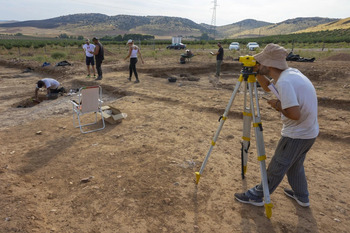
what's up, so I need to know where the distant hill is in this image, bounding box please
[0,13,209,38]
[216,19,273,38]
[224,17,339,38]
[0,20,18,24]
[0,14,110,28]
[296,17,350,33]
[0,14,345,39]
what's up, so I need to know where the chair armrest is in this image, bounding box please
[71,100,79,107]
[71,100,82,111]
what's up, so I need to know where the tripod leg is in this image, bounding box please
[248,79,273,219]
[241,110,251,179]
[195,76,243,184]
[241,81,251,179]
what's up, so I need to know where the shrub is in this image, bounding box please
[33,56,46,63]
[51,52,66,59]
[4,44,13,50]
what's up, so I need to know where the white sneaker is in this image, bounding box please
[284,188,310,207]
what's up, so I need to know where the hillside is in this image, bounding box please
[227,17,338,38]
[0,14,345,39]
[216,19,272,38]
[0,14,109,29]
[0,20,18,24]
[0,13,209,38]
[296,17,350,33]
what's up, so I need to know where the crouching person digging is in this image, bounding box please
[35,78,65,102]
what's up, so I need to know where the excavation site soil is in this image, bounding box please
[0,52,350,233]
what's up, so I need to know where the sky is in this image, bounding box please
[1,0,349,26]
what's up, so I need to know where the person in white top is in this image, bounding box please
[82,39,96,78]
[235,43,319,208]
[125,39,144,83]
[35,78,65,101]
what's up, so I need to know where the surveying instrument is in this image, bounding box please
[195,55,273,218]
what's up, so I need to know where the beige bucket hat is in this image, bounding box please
[254,43,289,70]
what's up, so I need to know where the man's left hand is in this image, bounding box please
[267,99,280,111]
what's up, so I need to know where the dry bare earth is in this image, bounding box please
[0,54,350,233]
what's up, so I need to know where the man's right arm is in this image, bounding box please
[256,74,271,92]
[91,45,100,55]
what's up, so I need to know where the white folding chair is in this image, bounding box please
[71,86,105,133]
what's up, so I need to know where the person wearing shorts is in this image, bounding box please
[82,39,96,78]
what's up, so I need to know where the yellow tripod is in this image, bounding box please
[195,55,273,218]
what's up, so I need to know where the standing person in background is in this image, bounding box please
[82,39,96,78]
[211,42,224,78]
[90,37,104,80]
[125,39,144,83]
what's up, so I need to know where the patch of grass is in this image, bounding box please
[142,50,159,60]
[32,55,52,64]
[291,49,348,60]
[51,52,66,59]
[67,53,85,62]
[1,43,349,64]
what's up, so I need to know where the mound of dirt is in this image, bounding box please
[0,58,85,78]
[324,53,350,61]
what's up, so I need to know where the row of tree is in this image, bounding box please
[0,29,349,50]
[56,33,155,41]
[99,34,155,41]
[0,39,82,50]
[58,33,84,40]
[212,29,350,45]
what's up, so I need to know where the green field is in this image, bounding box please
[1,29,350,65]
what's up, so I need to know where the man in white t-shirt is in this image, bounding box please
[35,78,65,101]
[235,44,319,208]
[82,39,96,78]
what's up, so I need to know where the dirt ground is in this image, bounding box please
[0,52,349,233]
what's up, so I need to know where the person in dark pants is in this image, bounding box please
[124,39,144,83]
[234,44,319,208]
[35,78,65,101]
[90,37,104,80]
[211,42,224,78]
